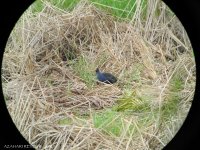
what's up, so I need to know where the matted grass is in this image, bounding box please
[2,0,195,149]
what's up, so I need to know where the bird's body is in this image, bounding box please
[96,68,117,84]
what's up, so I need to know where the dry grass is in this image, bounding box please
[2,0,195,149]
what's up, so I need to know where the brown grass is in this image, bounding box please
[2,0,195,149]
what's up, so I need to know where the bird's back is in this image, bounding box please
[97,72,107,82]
[102,73,117,83]
[96,68,117,84]
[97,73,117,83]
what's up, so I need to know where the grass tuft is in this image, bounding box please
[93,109,123,137]
[72,55,95,87]
[114,90,150,112]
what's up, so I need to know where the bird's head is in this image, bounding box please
[95,68,100,73]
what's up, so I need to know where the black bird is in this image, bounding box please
[95,68,117,84]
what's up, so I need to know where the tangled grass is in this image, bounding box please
[2,0,195,149]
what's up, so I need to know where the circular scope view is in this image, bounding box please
[2,0,196,149]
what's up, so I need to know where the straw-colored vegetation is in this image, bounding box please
[2,0,195,149]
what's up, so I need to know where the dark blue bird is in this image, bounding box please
[95,68,117,84]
